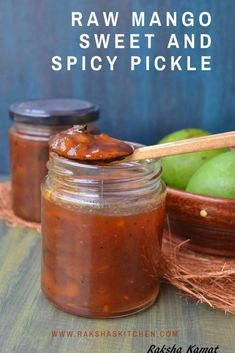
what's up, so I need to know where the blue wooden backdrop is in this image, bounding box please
[0,0,235,174]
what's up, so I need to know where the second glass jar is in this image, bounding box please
[9,99,99,222]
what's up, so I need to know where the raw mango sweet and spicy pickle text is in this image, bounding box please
[51,11,212,72]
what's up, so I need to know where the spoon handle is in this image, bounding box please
[126,131,235,162]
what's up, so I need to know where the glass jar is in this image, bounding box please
[41,147,166,318]
[9,99,99,222]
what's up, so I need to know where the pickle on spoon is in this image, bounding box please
[49,125,134,163]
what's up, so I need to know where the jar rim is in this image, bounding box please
[47,142,163,202]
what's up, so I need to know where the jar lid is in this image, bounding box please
[9,98,99,125]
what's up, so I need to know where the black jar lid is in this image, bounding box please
[9,98,99,125]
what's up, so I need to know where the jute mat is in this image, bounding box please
[0,182,234,314]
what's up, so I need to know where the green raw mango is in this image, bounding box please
[186,151,235,199]
[159,128,228,190]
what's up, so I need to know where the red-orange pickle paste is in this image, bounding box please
[41,127,166,318]
[49,124,134,162]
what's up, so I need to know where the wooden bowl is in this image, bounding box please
[166,188,235,257]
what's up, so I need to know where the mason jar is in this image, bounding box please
[9,98,99,222]
[41,147,166,318]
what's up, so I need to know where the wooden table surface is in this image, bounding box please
[0,221,234,353]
